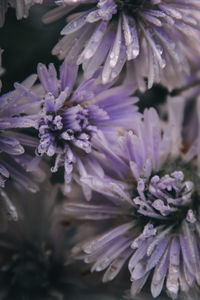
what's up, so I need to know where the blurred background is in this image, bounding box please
[0,5,63,94]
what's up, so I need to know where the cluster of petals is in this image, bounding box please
[2,1,200,299]
[44,0,200,90]
[63,98,200,299]
[0,74,45,223]
[13,59,140,193]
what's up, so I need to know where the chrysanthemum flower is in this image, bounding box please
[18,60,140,193]
[0,0,43,27]
[0,74,45,223]
[45,0,200,90]
[62,99,200,299]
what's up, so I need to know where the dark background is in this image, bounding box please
[0,5,64,94]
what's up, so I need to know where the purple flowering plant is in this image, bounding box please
[1,2,200,300]
[14,59,140,193]
[63,102,200,298]
[0,72,45,226]
[44,0,200,90]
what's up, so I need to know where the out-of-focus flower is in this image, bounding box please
[17,60,140,193]
[0,183,75,300]
[0,181,121,300]
[62,99,200,299]
[0,49,4,77]
[172,81,200,149]
[44,0,200,90]
[0,49,4,91]
[0,0,43,27]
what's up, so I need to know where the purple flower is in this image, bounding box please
[18,60,140,193]
[0,0,42,27]
[45,0,200,91]
[63,101,200,299]
[0,75,45,222]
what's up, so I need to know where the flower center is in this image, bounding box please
[133,161,199,228]
[37,98,97,158]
